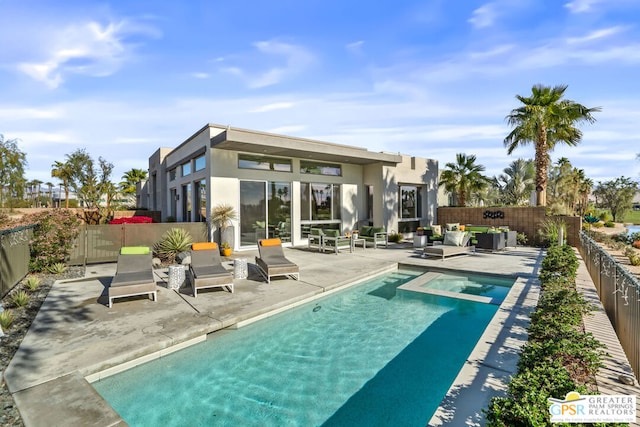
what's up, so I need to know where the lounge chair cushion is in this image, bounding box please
[120,246,150,255]
[192,242,218,251]
[260,238,282,247]
[371,227,385,235]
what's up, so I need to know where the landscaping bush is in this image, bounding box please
[154,228,193,264]
[387,232,403,243]
[22,209,80,272]
[109,216,154,224]
[485,244,616,426]
[604,221,615,227]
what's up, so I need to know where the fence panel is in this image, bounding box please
[580,231,640,381]
[0,226,34,298]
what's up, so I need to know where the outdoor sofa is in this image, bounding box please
[255,238,300,284]
[108,246,157,308]
[189,242,234,297]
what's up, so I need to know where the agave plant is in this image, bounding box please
[46,263,68,275]
[0,309,15,329]
[11,290,30,308]
[154,228,193,264]
[24,276,41,291]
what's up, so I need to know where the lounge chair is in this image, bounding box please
[422,231,475,261]
[189,242,234,297]
[108,246,157,308]
[255,238,300,283]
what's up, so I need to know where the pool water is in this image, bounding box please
[422,273,514,300]
[93,269,500,427]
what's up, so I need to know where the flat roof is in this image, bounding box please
[208,124,403,165]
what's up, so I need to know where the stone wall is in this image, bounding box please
[436,206,582,246]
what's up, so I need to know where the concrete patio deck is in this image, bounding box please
[2,244,637,426]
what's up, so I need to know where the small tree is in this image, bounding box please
[0,134,28,208]
[593,176,639,222]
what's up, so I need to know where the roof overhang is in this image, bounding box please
[210,126,402,165]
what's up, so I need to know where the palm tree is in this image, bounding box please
[51,160,74,208]
[439,153,489,207]
[496,159,535,206]
[120,168,148,195]
[504,84,600,206]
[45,181,54,207]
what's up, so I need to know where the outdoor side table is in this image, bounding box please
[351,236,366,250]
[234,258,248,279]
[168,264,186,290]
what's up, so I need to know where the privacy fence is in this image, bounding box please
[0,223,208,298]
[579,231,640,381]
[0,226,34,298]
[69,223,208,265]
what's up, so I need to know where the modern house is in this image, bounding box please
[144,124,438,250]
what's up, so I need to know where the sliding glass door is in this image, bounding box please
[240,180,291,247]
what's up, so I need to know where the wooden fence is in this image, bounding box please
[0,226,34,298]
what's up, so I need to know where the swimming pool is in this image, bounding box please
[93,269,503,426]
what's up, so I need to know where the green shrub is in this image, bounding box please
[591,221,603,228]
[11,290,30,308]
[154,228,193,264]
[46,263,68,274]
[0,309,15,329]
[604,221,615,228]
[484,239,611,426]
[388,232,404,243]
[624,248,640,266]
[24,276,41,291]
[537,217,566,247]
[516,232,528,246]
[22,209,80,272]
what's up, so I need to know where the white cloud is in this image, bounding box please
[0,107,62,120]
[190,72,210,79]
[565,0,601,13]
[17,19,160,89]
[220,40,315,88]
[346,40,365,55]
[468,3,498,29]
[250,102,295,113]
[567,27,624,44]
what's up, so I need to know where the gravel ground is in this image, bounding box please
[0,267,84,427]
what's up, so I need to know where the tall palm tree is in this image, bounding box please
[45,181,54,207]
[439,153,489,207]
[504,84,600,206]
[51,160,74,208]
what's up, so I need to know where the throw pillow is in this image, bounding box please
[431,225,442,236]
[360,225,373,237]
[444,231,464,246]
[445,223,460,232]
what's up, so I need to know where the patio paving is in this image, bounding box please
[2,244,637,426]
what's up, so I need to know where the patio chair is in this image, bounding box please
[255,238,300,284]
[189,242,234,297]
[322,229,352,254]
[108,246,157,308]
[308,227,325,252]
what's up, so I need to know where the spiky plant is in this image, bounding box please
[46,263,68,275]
[210,204,237,230]
[154,228,193,264]
[11,290,30,308]
[24,276,41,291]
[0,309,15,329]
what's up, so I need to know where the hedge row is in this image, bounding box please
[485,245,622,426]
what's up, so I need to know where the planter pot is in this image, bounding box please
[221,248,232,257]
[216,226,235,249]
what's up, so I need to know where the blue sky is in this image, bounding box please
[1,0,639,186]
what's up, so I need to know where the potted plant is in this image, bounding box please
[210,204,237,248]
[220,241,232,257]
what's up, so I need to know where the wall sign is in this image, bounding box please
[483,210,505,219]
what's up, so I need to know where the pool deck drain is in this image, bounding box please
[5,246,636,426]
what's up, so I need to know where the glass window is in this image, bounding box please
[238,154,292,172]
[269,182,291,243]
[169,169,176,181]
[182,184,191,221]
[400,186,418,219]
[194,155,205,172]
[195,179,206,222]
[300,161,341,176]
[181,162,191,177]
[300,183,341,221]
[366,185,373,220]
